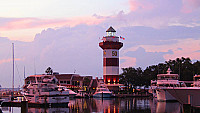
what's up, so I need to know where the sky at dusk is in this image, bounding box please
[0,0,200,87]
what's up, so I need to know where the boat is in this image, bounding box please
[165,75,200,107]
[75,90,89,98]
[57,86,77,98]
[24,74,69,106]
[156,68,186,101]
[164,87,200,107]
[148,80,157,98]
[0,98,4,105]
[93,85,113,98]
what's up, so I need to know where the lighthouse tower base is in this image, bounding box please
[104,84,124,93]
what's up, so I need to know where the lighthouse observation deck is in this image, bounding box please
[99,26,123,50]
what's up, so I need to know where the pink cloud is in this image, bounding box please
[0,58,22,64]
[181,0,200,13]
[0,17,104,30]
[129,0,154,11]
[120,56,136,68]
[140,38,200,62]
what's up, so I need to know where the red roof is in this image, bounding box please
[106,26,116,32]
[72,75,83,81]
[55,74,74,79]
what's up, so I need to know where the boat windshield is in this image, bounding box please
[97,88,109,92]
[41,88,56,92]
[157,76,178,80]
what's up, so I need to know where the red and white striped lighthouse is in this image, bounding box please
[99,26,123,84]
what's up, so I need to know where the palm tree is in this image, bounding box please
[45,67,53,75]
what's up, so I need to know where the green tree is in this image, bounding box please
[165,57,193,80]
[45,67,53,75]
[193,61,200,75]
[119,57,197,87]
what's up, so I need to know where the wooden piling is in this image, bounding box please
[183,104,192,113]
[21,101,28,113]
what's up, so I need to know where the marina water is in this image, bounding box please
[0,97,186,113]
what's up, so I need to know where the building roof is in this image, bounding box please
[106,26,116,32]
[25,74,45,80]
[72,75,84,81]
[55,74,74,79]
[28,74,45,77]
[89,79,98,88]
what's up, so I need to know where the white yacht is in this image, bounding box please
[75,90,89,98]
[24,75,69,106]
[93,85,113,98]
[165,75,200,107]
[57,86,77,98]
[156,68,186,101]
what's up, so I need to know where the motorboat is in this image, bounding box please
[0,98,4,105]
[57,86,77,98]
[75,90,89,98]
[93,85,113,98]
[156,68,186,101]
[165,75,200,107]
[24,75,69,106]
[164,87,200,107]
[148,80,157,98]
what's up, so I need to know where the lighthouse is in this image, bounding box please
[99,26,123,86]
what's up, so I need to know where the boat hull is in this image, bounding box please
[149,87,157,98]
[25,91,69,104]
[69,94,76,98]
[165,87,200,107]
[93,93,112,98]
[156,89,177,101]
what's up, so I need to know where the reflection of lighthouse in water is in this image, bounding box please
[99,26,123,84]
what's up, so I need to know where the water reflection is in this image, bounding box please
[0,98,184,113]
[69,98,150,113]
[156,102,181,113]
[1,107,69,113]
[28,108,69,113]
[149,99,182,113]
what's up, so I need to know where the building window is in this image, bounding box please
[60,81,63,83]
[67,81,70,84]
[64,81,66,83]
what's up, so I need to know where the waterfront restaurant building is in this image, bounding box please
[24,73,92,90]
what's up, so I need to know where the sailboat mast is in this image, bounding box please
[24,66,25,79]
[12,43,14,93]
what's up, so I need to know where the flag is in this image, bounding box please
[112,36,115,38]
[120,36,125,40]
